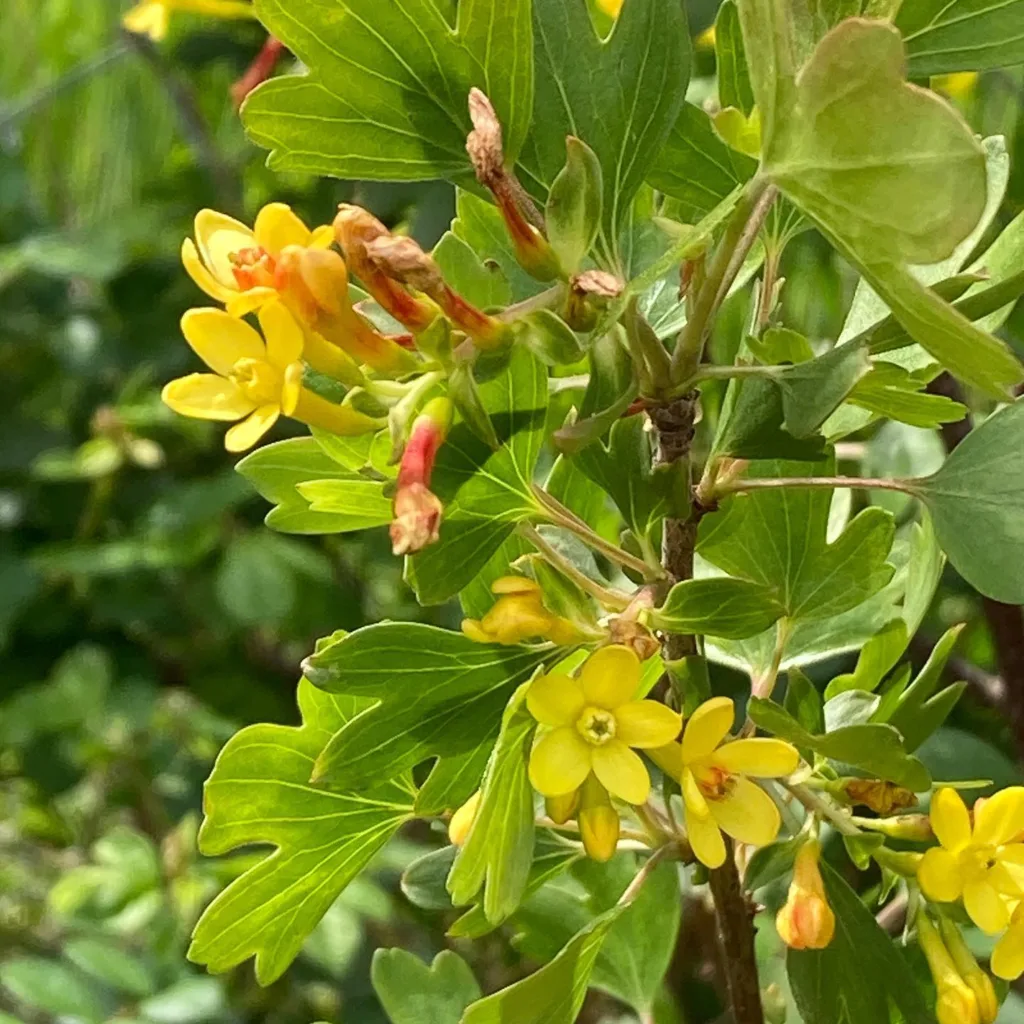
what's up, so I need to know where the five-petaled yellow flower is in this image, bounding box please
[182,203,333,318]
[526,646,681,806]
[918,786,1024,934]
[161,302,382,451]
[652,696,799,868]
[123,0,256,43]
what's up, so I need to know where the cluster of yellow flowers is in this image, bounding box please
[919,787,1024,982]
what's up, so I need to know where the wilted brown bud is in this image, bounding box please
[607,618,661,662]
[842,778,917,815]
[467,87,505,187]
[366,235,446,295]
[573,270,624,299]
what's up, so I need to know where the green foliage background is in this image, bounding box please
[1,0,1024,1022]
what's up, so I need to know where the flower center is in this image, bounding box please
[959,844,999,882]
[230,246,277,290]
[694,763,737,802]
[229,357,281,404]
[576,707,616,746]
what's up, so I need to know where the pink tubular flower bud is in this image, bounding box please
[390,398,452,556]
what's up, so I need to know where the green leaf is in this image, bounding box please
[244,0,534,180]
[514,309,584,366]
[787,862,934,1024]
[304,623,549,790]
[138,978,225,1024]
[402,846,459,911]
[698,459,896,623]
[748,697,930,791]
[461,906,624,1024]
[651,577,785,639]
[647,103,757,222]
[448,685,536,922]
[188,681,414,984]
[825,619,908,698]
[371,949,481,1024]
[914,399,1024,602]
[415,741,492,816]
[215,533,296,626]
[776,342,872,438]
[311,427,375,471]
[237,436,356,506]
[406,348,548,604]
[294,477,393,529]
[520,0,690,248]
[744,834,803,890]
[903,514,945,637]
[0,958,104,1022]
[573,415,672,546]
[784,667,824,735]
[546,137,602,274]
[64,937,154,997]
[897,0,1024,75]
[433,232,512,310]
[843,831,885,871]
[846,361,968,429]
[764,19,985,266]
[716,0,755,115]
[760,19,1021,397]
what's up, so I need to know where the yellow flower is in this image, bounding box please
[596,0,622,16]
[182,203,333,318]
[651,696,799,869]
[918,786,1024,934]
[993,899,1024,981]
[161,303,382,452]
[448,791,481,847]
[462,577,588,646]
[526,646,681,806]
[776,839,835,950]
[917,911,981,1024]
[123,0,255,42]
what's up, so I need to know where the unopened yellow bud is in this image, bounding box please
[919,912,981,1024]
[460,576,586,646]
[545,790,580,825]
[579,776,618,862]
[776,840,835,950]
[448,791,481,847]
[940,919,999,1023]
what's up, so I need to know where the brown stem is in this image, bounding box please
[650,394,765,1024]
[928,372,1024,758]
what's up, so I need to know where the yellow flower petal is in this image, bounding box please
[992,917,1024,980]
[973,786,1024,847]
[194,209,256,288]
[681,696,735,764]
[492,576,540,595]
[161,374,254,421]
[226,287,276,318]
[929,787,972,853]
[180,308,265,376]
[996,844,1024,893]
[579,803,619,862]
[579,645,641,709]
[964,879,1011,934]
[224,403,279,452]
[253,202,312,256]
[686,805,726,868]
[712,738,800,778]
[527,674,586,728]
[646,741,683,781]
[280,363,303,416]
[291,389,384,437]
[529,726,592,797]
[591,739,650,804]
[123,0,169,40]
[309,224,336,248]
[461,619,490,643]
[918,847,963,903]
[682,766,711,821]
[259,301,305,369]
[708,777,781,847]
[614,700,681,749]
[182,238,235,303]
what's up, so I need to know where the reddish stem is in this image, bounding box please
[231,36,285,108]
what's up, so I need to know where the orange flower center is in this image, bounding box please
[576,707,616,746]
[694,763,737,802]
[230,246,277,290]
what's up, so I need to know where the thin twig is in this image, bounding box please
[618,843,679,906]
[717,474,916,497]
[121,29,237,210]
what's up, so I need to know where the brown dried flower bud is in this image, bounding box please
[606,618,661,662]
[572,269,624,299]
[466,87,505,187]
[365,235,445,295]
